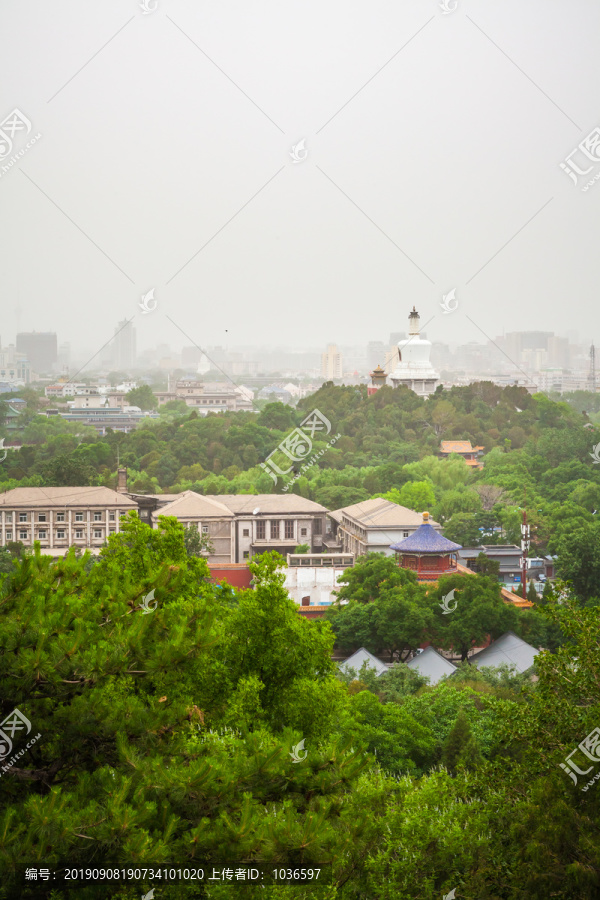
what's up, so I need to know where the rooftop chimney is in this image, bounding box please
[117,467,128,493]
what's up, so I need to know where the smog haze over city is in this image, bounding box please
[1,0,599,374]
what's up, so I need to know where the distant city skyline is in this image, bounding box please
[2,0,600,357]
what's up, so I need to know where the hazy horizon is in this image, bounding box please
[2,0,599,368]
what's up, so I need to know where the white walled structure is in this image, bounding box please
[283,553,354,606]
[389,307,439,396]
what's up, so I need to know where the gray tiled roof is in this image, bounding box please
[338,647,388,678]
[153,491,233,518]
[406,647,457,685]
[330,498,439,529]
[0,487,137,508]
[152,492,327,519]
[470,631,538,673]
[213,495,327,515]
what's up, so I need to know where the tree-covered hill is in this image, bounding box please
[2,383,599,573]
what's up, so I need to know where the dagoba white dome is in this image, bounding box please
[389,307,439,396]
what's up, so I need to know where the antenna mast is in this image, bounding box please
[520,488,530,601]
[588,343,596,392]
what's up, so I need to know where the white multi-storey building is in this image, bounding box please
[327,498,442,557]
[0,344,30,385]
[0,487,137,557]
[145,492,328,564]
[321,344,343,380]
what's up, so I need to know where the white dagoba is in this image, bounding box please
[389,307,439,397]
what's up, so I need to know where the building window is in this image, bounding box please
[109,513,115,521]
[94,512,102,521]
[313,518,322,535]
[57,530,65,539]
[243,550,250,559]
[403,531,409,538]
[202,525,209,534]
[94,529,102,539]
[19,531,27,540]
[284,520,294,539]
[242,528,249,537]
[38,514,46,522]
[75,513,84,522]
[38,530,47,539]
[56,512,65,522]
[270,520,279,540]
[5,531,12,540]
[256,520,265,539]
[19,513,27,523]
[300,528,307,537]
[75,530,83,539]
[4,513,12,522]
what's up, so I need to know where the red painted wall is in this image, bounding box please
[208,565,253,590]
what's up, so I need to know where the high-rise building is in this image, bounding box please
[0,344,30,383]
[497,331,553,367]
[57,342,71,371]
[16,332,57,374]
[181,346,202,369]
[321,344,343,380]
[547,336,570,368]
[367,341,386,372]
[112,320,136,371]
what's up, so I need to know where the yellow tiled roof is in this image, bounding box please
[440,441,474,453]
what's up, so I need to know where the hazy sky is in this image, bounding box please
[1,0,599,367]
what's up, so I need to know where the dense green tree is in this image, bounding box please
[472,551,500,578]
[441,708,482,774]
[313,485,369,508]
[0,548,15,575]
[334,553,417,604]
[328,562,431,661]
[555,521,600,601]
[397,479,435,512]
[0,532,372,898]
[371,662,428,702]
[125,384,158,410]
[256,402,295,431]
[340,689,436,775]
[442,511,482,546]
[431,574,518,661]
[182,523,214,557]
[40,452,97,486]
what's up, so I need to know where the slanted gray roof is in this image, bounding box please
[406,646,457,685]
[338,647,388,678]
[329,498,438,529]
[214,494,327,515]
[0,486,137,509]
[470,631,538,673]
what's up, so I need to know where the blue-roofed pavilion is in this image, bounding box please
[390,511,462,581]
